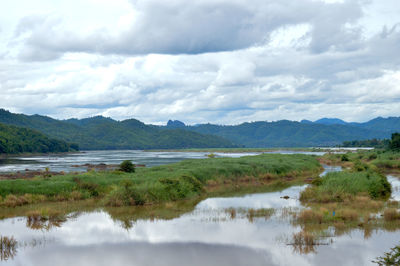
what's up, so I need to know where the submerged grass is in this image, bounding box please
[0,154,322,209]
[0,236,17,261]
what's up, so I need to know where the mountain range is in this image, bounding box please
[1,108,399,150]
[0,109,237,150]
[165,117,400,147]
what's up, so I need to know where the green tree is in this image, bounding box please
[389,133,400,150]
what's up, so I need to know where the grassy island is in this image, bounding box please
[0,154,322,212]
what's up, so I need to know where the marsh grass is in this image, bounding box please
[383,208,400,221]
[321,150,400,173]
[0,154,321,208]
[290,231,323,254]
[247,208,275,222]
[1,194,47,208]
[25,208,67,230]
[300,171,391,203]
[223,207,275,221]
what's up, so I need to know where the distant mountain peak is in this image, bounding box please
[167,120,185,128]
[314,118,348,125]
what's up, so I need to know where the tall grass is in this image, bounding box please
[300,171,391,203]
[0,154,321,207]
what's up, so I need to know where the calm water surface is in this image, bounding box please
[0,152,399,266]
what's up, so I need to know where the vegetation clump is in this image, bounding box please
[341,154,349,162]
[383,208,400,222]
[291,231,318,254]
[300,171,391,203]
[119,160,135,173]
[26,209,66,230]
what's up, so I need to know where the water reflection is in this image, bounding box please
[0,163,399,265]
[26,214,67,231]
[19,242,278,266]
[0,236,17,262]
[388,175,400,201]
[1,207,399,266]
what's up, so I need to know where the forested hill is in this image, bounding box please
[0,123,78,154]
[0,109,237,150]
[173,118,399,147]
[2,109,399,149]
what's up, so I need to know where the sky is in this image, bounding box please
[0,0,400,125]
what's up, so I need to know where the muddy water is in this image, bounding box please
[0,164,399,266]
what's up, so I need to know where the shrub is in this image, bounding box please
[119,160,135,173]
[104,180,145,206]
[341,154,349,162]
[352,160,369,172]
[369,153,378,160]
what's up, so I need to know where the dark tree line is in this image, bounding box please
[341,133,400,151]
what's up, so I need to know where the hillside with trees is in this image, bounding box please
[0,109,237,150]
[0,123,78,154]
[181,120,392,147]
[2,109,400,149]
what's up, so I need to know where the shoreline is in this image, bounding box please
[0,151,83,159]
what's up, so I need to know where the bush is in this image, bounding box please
[369,153,378,160]
[104,180,145,206]
[119,160,135,173]
[341,154,349,162]
[311,177,323,186]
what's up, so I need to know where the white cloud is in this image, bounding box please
[0,0,399,125]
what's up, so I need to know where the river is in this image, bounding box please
[0,151,399,266]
